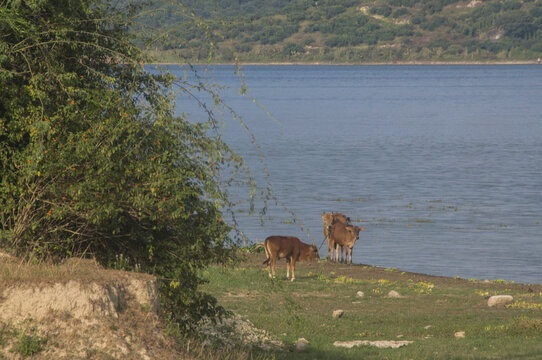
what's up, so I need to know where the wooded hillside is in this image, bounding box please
[141,0,542,62]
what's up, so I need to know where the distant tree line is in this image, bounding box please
[140,0,542,62]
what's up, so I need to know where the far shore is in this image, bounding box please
[149,60,542,66]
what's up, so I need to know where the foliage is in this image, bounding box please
[0,0,251,331]
[13,327,46,357]
[282,42,305,56]
[140,0,542,63]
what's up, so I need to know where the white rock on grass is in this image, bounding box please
[454,331,465,338]
[387,290,402,298]
[332,309,344,318]
[487,295,514,308]
[356,291,365,298]
[333,340,412,349]
[295,338,309,352]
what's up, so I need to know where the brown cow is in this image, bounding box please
[321,213,350,261]
[329,222,364,264]
[262,236,319,281]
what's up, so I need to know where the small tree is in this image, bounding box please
[282,43,305,56]
[0,0,243,330]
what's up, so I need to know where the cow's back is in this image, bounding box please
[330,222,348,244]
[265,236,301,259]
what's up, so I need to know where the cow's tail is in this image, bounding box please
[262,238,271,265]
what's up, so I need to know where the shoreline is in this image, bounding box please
[243,252,541,288]
[150,60,541,66]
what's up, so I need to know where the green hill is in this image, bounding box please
[141,0,542,63]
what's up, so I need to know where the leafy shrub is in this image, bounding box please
[370,5,393,17]
[13,328,46,357]
[411,14,426,24]
[530,41,542,52]
[0,0,249,332]
[529,7,542,17]
[282,43,305,56]
[502,0,522,11]
[388,0,418,7]
[392,7,411,18]
[235,44,253,53]
[376,29,397,41]
[497,11,536,38]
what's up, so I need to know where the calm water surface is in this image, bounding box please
[170,65,542,284]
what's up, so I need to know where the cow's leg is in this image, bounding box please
[267,259,272,278]
[271,257,277,279]
[335,243,340,262]
[286,258,291,280]
[264,242,273,278]
[326,224,332,260]
[291,259,296,282]
[342,246,347,264]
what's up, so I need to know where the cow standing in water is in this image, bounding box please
[329,222,364,264]
[321,213,350,261]
[263,236,319,281]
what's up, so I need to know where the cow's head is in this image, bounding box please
[347,225,362,240]
[321,213,333,224]
[309,244,320,260]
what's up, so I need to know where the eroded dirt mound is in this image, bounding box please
[0,258,186,359]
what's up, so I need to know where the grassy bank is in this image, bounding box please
[201,252,542,359]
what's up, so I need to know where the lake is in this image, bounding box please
[168,64,542,284]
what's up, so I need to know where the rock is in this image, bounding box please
[197,314,284,351]
[356,291,365,298]
[454,331,465,338]
[424,325,433,329]
[488,295,514,308]
[295,338,309,351]
[387,290,402,298]
[332,309,344,318]
[333,340,412,349]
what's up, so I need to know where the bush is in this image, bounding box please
[392,7,411,18]
[529,7,542,17]
[370,5,393,17]
[497,11,536,38]
[0,0,245,332]
[282,43,306,56]
[502,0,522,11]
[13,328,46,357]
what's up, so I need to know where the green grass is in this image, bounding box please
[200,254,542,359]
[12,327,46,357]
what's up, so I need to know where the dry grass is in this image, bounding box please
[0,255,152,291]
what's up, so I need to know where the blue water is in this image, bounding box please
[168,65,542,284]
